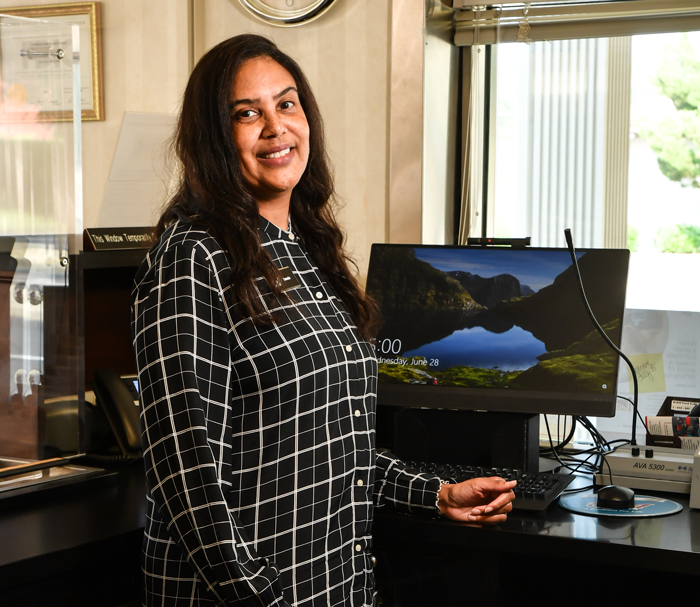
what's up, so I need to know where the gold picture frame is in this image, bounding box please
[1,2,103,121]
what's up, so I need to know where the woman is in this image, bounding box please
[132,34,515,607]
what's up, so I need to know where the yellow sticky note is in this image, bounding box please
[627,353,666,393]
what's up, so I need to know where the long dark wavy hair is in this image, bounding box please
[157,34,377,339]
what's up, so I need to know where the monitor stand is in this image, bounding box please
[382,407,540,472]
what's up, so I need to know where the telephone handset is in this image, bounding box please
[90,367,142,459]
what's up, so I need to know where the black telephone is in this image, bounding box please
[88,368,143,459]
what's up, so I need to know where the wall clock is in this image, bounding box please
[238,0,338,27]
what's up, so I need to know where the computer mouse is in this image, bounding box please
[597,484,635,510]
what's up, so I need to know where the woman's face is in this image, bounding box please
[230,56,310,206]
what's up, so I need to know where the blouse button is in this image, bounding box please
[355,544,362,552]
[288,233,295,240]
[315,292,324,299]
[354,410,361,417]
[357,479,364,486]
[345,345,352,352]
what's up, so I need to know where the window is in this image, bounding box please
[454,1,700,441]
[489,32,700,313]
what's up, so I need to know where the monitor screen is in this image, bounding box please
[366,244,630,418]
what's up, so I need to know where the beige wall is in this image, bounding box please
[0,0,392,275]
[86,0,190,229]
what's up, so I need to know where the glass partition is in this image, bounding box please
[0,14,83,470]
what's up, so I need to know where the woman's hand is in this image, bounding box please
[437,477,517,525]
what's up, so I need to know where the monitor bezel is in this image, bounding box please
[377,382,617,417]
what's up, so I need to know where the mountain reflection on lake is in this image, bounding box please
[403,326,547,371]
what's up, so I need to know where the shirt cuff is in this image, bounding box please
[435,480,452,517]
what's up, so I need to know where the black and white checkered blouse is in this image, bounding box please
[131,217,442,607]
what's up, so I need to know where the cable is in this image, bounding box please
[540,412,632,483]
[564,228,640,445]
[540,415,577,454]
[541,416,611,476]
[618,394,650,434]
[562,483,595,495]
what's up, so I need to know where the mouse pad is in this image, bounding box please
[559,492,683,517]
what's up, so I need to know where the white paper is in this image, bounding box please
[96,112,177,228]
[596,309,700,440]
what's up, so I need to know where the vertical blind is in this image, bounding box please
[526,39,607,247]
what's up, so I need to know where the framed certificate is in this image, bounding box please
[0,2,103,121]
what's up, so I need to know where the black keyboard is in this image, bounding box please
[407,461,575,512]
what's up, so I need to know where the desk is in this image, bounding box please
[373,491,700,606]
[0,463,146,607]
[1,465,699,607]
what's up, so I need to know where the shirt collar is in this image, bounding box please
[258,214,295,241]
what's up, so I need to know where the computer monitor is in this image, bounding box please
[365,244,630,468]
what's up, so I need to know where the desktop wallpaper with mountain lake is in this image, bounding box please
[365,245,629,395]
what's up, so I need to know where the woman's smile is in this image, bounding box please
[260,146,292,160]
